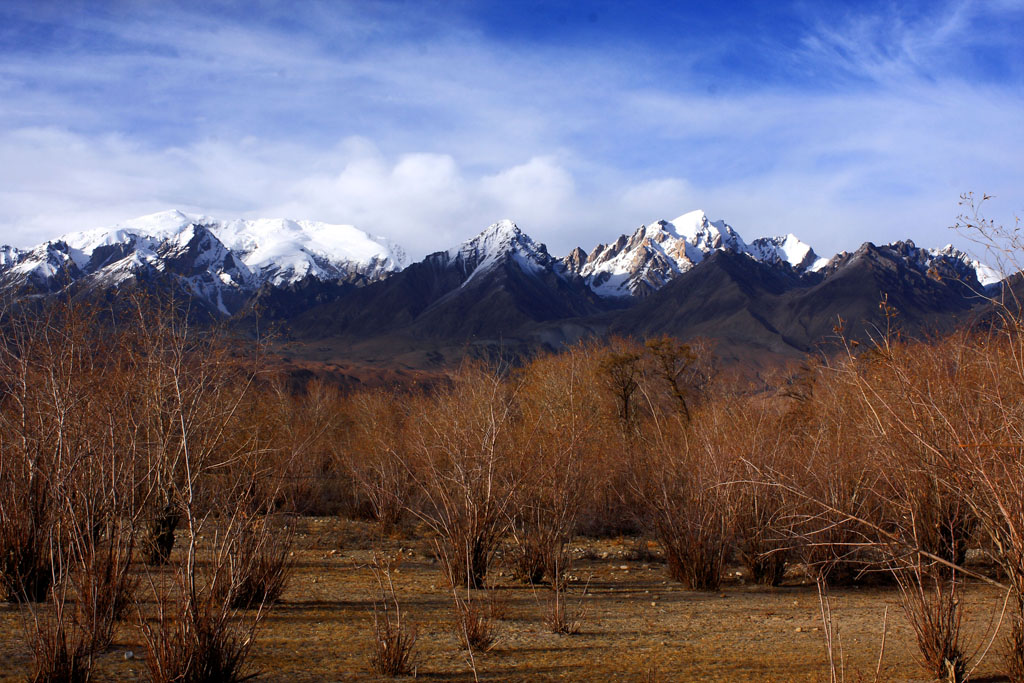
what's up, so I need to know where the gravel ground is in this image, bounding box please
[0,518,1014,681]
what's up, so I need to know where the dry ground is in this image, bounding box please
[0,517,1015,681]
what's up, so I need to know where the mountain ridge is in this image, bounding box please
[0,208,1004,369]
[0,210,406,314]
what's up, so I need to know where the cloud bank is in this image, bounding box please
[0,1,1021,260]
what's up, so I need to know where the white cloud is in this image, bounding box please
[0,131,587,259]
[479,157,576,228]
[0,1,1022,268]
[0,106,1021,268]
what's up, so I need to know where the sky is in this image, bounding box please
[0,0,1022,262]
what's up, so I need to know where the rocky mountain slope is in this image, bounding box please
[608,241,989,364]
[561,210,827,298]
[267,214,998,367]
[1,209,1002,367]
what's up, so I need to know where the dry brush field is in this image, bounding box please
[6,273,1024,681]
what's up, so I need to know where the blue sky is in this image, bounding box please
[0,0,1022,261]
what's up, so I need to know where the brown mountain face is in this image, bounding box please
[607,243,985,365]
[259,237,991,370]
[3,215,997,371]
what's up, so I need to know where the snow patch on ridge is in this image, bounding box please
[449,219,551,286]
[568,210,823,298]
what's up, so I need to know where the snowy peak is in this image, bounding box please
[666,209,746,254]
[929,243,1002,287]
[155,223,249,282]
[55,209,407,285]
[891,240,1000,287]
[448,220,553,282]
[214,216,406,286]
[565,210,816,298]
[2,207,1005,323]
[748,234,828,272]
[570,221,695,298]
[0,210,408,314]
[817,239,999,291]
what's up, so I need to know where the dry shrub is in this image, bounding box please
[140,598,257,683]
[224,516,294,610]
[543,558,588,635]
[620,339,730,591]
[411,363,520,589]
[0,302,83,603]
[140,505,289,683]
[1009,599,1024,683]
[26,544,132,683]
[66,413,141,652]
[0,300,149,683]
[128,308,253,566]
[644,336,714,424]
[433,542,502,656]
[598,337,645,434]
[731,475,790,587]
[855,344,979,679]
[143,504,181,567]
[762,325,1004,681]
[713,384,796,587]
[346,388,417,532]
[637,416,731,591]
[509,347,597,585]
[69,521,138,652]
[782,360,885,585]
[367,552,417,677]
[904,320,1024,679]
[545,589,584,635]
[0,503,53,603]
[257,378,352,518]
[811,194,1024,681]
[508,533,549,585]
[27,540,117,683]
[452,592,498,652]
[575,338,647,538]
[816,576,889,683]
[28,612,93,683]
[369,608,417,677]
[0,297,286,681]
[893,566,966,682]
[115,301,289,683]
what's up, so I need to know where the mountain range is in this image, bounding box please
[0,210,406,315]
[0,209,1002,368]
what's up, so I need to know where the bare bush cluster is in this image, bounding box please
[0,297,294,682]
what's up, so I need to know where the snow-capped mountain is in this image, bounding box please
[279,217,606,342]
[445,219,553,284]
[558,209,1000,299]
[818,239,1002,288]
[1,206,1002,346]
[278,213,1002,369]
[747,234,828,272]
[0,210,407,314]
[561,210,828,298]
